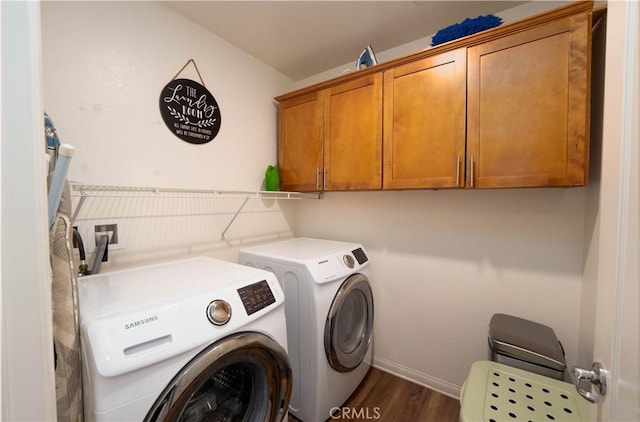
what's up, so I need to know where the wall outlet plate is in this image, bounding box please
[82,219,125,254]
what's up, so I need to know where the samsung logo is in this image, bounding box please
[125,315,159,330]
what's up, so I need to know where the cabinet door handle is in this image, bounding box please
[316,167,320,190]
[323,168,327,190]
[455,155,460,187]
[470,155,474,188]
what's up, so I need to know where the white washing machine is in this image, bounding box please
[78,257,292,421]
[240,238,374,422]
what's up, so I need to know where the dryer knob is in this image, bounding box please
[207,300,232,326]
[343,254,355,268]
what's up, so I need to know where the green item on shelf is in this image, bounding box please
[265,164,280,191]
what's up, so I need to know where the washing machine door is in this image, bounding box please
[144,331,292,422]
[324,273,374,373]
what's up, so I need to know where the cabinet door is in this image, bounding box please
[278,92,323,192]
[383,49,467,189]
[467,12,590,188]
[323,73,383,191]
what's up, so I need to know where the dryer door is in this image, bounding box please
[324,273,374,372]
[144,332,292,422]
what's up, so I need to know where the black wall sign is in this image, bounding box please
[159,78,221,144]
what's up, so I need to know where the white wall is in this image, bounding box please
[282,188,585,395]
[42,1,292,191]
[578,7,607,371]
[40,1,298,269]
[296,1,570,88]
[286,0,588,396]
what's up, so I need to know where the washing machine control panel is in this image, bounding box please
[343,254,355,268]
[206,299,232,325]
[237,280,276,316]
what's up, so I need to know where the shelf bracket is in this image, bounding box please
[72,192,88,224]
[220,196,250,240]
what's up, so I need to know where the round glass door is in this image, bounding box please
[145,332,292,422]
[324,273,374,372]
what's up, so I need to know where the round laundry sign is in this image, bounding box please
[159,78,221,144]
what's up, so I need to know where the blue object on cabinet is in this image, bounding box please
[431,15,503,46]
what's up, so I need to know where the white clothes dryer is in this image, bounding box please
[78,257,292,422]
[240,238,374,422]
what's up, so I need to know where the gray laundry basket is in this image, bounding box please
[488,313,567,380]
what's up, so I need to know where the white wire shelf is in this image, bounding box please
[69,182,322,239]
[70,183,322,200]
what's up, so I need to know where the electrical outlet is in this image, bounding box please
[85,219,125,254]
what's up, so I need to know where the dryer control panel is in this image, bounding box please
[309,247,369,284]
[351,248,368,265]
[237,280,276,315]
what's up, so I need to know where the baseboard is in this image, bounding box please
[371,355,462,400]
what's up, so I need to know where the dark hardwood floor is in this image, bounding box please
[287,367,461,422]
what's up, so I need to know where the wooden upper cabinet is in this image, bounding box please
[276,1,593,192]
[466,11,591,188]
[323,73,383,191]
[277,92,323,192]
[277,73,382,192]
[383,49,467,189]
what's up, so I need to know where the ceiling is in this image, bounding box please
[162,1,528,81]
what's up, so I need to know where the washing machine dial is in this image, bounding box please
[343,254,355,268]
[207,300,231,326]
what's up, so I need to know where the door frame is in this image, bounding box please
[1,2,57,420]
[589,1,638,420]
